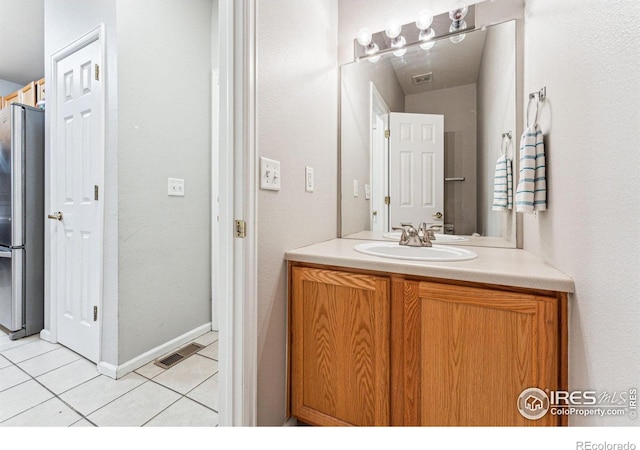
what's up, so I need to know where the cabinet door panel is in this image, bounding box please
[20,82,36,107]
[292,267,390,426]
[403,281,559,426]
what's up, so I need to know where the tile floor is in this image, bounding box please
[0,328,219,427]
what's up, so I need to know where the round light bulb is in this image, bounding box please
[449,1,468,21]
[420,41,436,51]
[385,20,402,39]
[356,28,372,46]
[450,19,467,31]
[419,28,436,51]
[368,55,381,63]
[416,9,433,30]
[393,48,407,57]
[449,32,466,44]
[365,42,379,56]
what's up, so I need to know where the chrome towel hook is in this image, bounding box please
[526,86,546,128]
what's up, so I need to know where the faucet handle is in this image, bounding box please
[392,226,409,244]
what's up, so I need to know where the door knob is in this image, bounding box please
[47,212,63,221]
[433,212,443,219]
[372,210,378,216]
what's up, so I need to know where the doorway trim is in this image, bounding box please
[41,25,106,365]
[216,0,258,426]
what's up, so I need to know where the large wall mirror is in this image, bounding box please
[340,18,519,248]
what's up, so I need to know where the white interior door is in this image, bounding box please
[51,37,103,363]
[389,113,444,229]
[370,83,390,232]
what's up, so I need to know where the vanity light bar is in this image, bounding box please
[353,5,476,61]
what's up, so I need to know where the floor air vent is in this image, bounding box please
[154,342,205,369]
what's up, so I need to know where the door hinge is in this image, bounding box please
[384,196,391,205]
[94,185,99,201]
[384,129,390,139]
[95,64,100,81]
[235,219,246,238]
[93,306,98,322]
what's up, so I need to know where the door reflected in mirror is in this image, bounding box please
[340,20,518,248]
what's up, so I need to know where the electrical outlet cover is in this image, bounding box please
[168,178,185,197]
[305,166,314,192]
[260,157,281,191]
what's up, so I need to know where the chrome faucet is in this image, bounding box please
[392,223,432,247]
[419,223,442,243]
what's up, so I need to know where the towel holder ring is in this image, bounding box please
[526,95,540,128]
[500,132,512,156]
[527,87,546,128]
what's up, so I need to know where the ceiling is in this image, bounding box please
[389,28,487,96]
[0,0,45,85]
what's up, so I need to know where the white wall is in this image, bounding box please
[523,0,640,426]
[477,20,516,238]
[256,0,338,426]
[44,0,120,366]
[0,79,24,97]
[406,84,478,235]
[340,59,404,236]
[116,0,212,363]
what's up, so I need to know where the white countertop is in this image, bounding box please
[285,238,575,293]
[343,230,517,248]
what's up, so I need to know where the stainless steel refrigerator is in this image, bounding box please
[0,104,44,340]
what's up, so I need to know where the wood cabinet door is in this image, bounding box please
[397,280,560,426]
[4,91,19,107]
[291,267,391,426]
[20,82,36,107]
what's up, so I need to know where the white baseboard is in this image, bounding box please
[97,322,212,379]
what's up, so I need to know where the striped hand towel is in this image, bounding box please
[515,124,547,213]
[492,155,513,211]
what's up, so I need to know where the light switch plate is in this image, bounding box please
[365,184,371,200]
[353,179,359,197]
[168,178,185,196]
[260,157,281,191]
[305,166,314,192]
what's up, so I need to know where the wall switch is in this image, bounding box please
[305,166,314,192]
[168,178,185,196]
[353,179,359,197]
[365,184,371,200]
[260,157,281,191]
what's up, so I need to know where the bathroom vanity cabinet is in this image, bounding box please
[288,263,568,427]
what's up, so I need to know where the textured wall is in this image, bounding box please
[340,59,404,236]
[256,0,339,425]
[523,0,640,425]
[477,20,516,238]
[0,79,24,96]
[406,84,478,235]
[116,0,212,363]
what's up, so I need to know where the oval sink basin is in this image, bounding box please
[382,232,468,243]
[354,242,477,262]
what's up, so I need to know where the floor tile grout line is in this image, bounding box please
[0,345,63,365]
[0,359,97,426]
[1,333,220,426]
